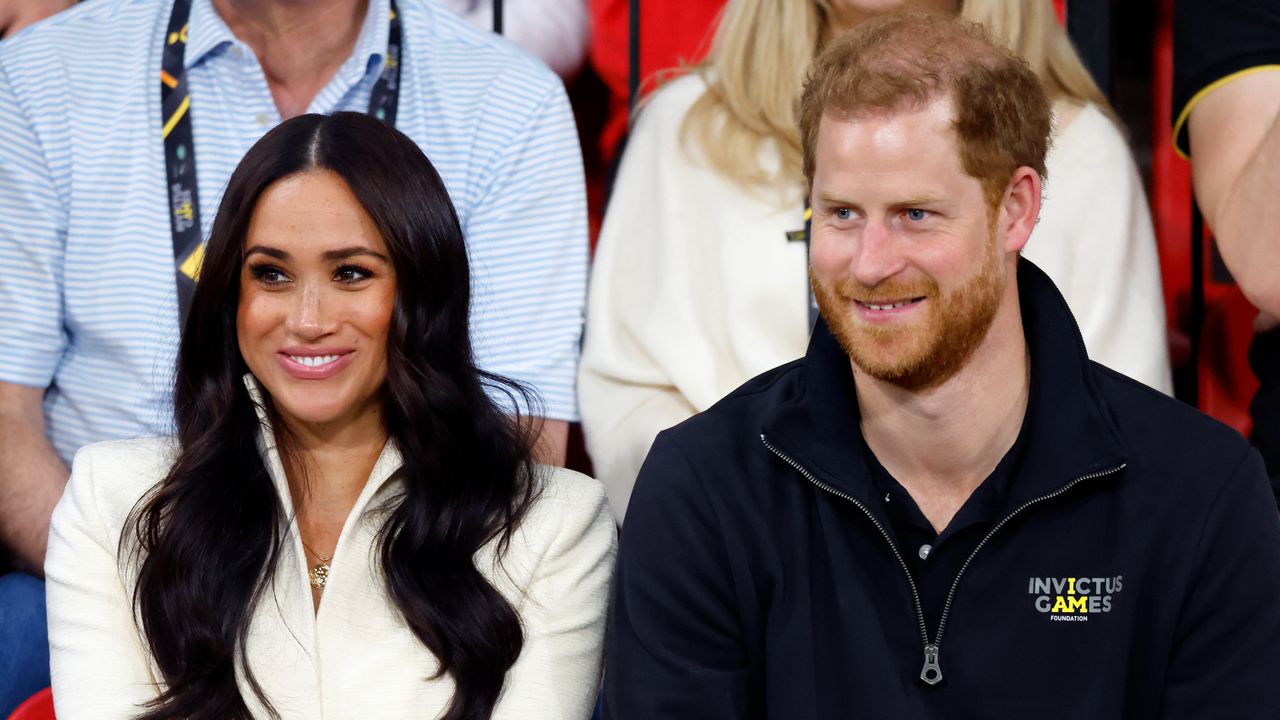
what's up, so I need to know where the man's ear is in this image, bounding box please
[999,167,1042,254]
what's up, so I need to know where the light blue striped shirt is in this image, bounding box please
[0,0,587,463]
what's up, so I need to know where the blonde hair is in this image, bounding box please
[680,0,1112,193]
[679,0,830,193]
[959,0,1116,120]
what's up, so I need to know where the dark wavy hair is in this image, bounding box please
[124,112,541,720]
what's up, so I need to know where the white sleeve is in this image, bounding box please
[1028,108,1173,394]
[46,444,159,719]
[580,78,809,523]
[577,88,706,523]
[494,472,617,719]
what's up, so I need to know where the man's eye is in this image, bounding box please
[834,208,853,221]
[905,208,929,221]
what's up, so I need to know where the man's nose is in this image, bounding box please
[850,219,907,288]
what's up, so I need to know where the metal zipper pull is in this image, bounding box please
[920,643,942,685]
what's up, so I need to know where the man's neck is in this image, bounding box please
[855,284,1030,534]
[212,0,370,118]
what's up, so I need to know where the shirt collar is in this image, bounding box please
[865,390,1032,540]
[346,0,393,86]
[184,0,237,70]
[183,0,392,79]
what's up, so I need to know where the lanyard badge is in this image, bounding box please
[785,202,818,329]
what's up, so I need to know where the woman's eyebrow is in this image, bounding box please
[244,245,288,260]
[321,247,390,262]
[242,246,390,262]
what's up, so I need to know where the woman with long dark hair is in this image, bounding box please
[44,111,616,720]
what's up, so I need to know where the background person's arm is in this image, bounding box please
[463,63,587,465]
[0,381,68,574]
[533,418,568,467]
[1188,70,1280,317]
[0,38,73,573]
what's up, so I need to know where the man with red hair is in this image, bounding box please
[605,12,1280,717]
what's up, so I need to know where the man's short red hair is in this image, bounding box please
[800,11,1052,210]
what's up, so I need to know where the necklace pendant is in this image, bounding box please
[309,562,330,590]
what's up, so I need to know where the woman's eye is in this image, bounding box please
[905,208,929,221]
[334,265,373,284]
[248,264,289,285]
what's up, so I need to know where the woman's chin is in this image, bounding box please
[271,400,355,431]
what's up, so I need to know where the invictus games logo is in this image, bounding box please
[1029,576,1122,622]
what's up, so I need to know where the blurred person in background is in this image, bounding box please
[441,0,589,81]
[580,0,1171,523]
[0,0,588,712]
[587,0,727,170]
[1173,0,1280,494]
[2,0,589,82]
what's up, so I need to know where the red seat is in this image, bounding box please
[6,688,53,720]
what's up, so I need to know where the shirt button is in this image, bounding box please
[254,113,271,127]
[918,544,932,560]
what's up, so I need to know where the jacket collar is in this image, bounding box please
[242,374,403,521]
[761,258,1128,514]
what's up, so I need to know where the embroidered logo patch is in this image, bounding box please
[1028,576,1122,622]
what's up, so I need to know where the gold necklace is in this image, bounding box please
[299,537,333,590]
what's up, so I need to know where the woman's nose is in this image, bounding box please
[285,283,338,339]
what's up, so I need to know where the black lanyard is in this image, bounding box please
[786,199,818,329]
[161,0,402,323]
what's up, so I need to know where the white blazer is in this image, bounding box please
[45,381,617,719]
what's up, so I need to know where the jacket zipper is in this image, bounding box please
[761,433,1124,687]
[759,436,930,655]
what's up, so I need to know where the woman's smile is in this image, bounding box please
[236,169,396,434]
[276,348,356,380]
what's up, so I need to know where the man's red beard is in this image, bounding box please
[812,235,1005,392]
